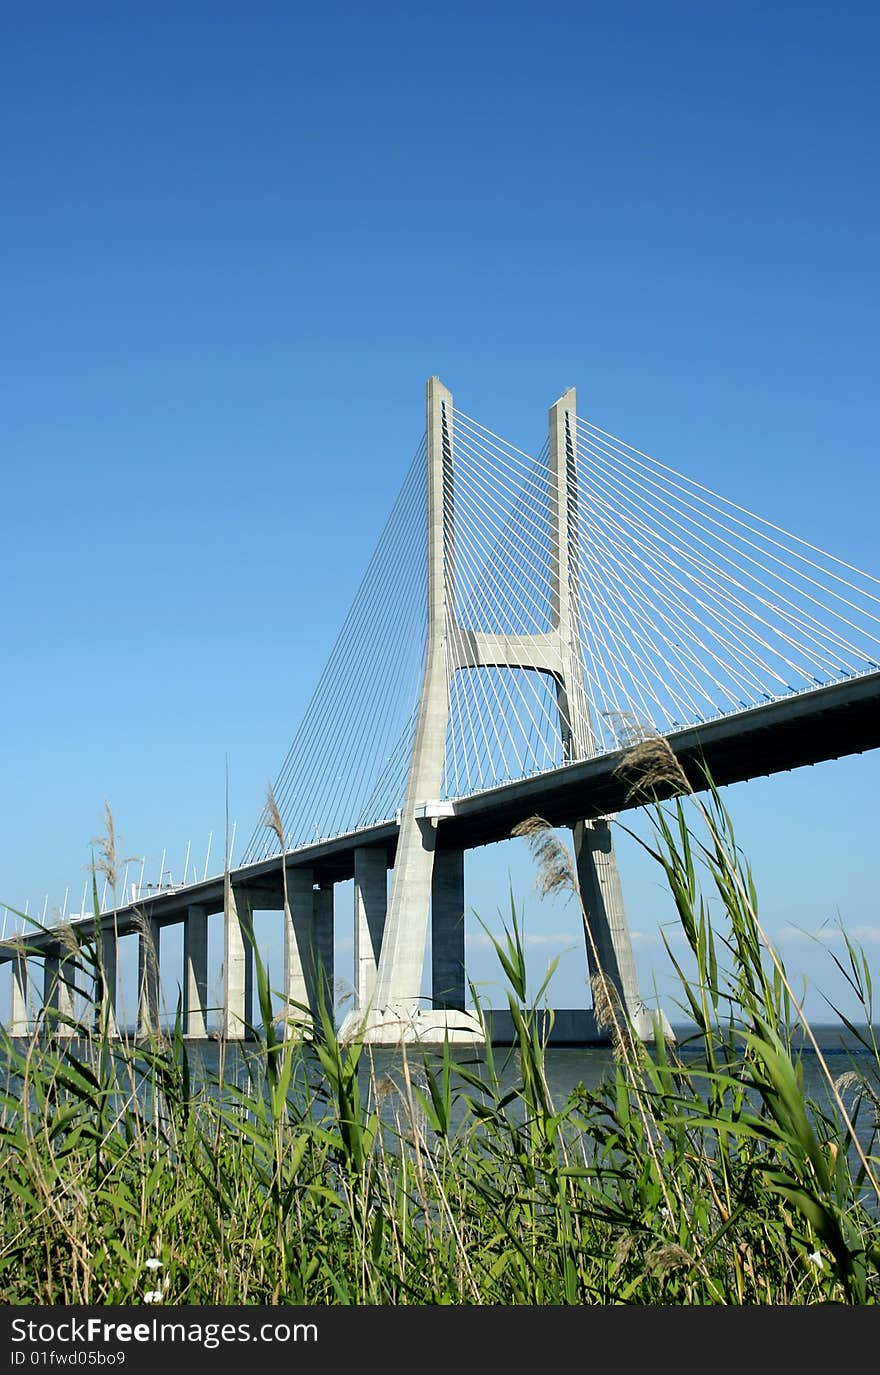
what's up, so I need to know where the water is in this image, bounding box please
[174,1020,877,1082]
[8,1022,879,1135]
[169,1021,880,1145]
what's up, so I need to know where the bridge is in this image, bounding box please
[3,378,879,1045]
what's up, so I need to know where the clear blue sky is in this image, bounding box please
[2,1,878,1026]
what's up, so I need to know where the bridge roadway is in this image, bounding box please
[3,668,879,963]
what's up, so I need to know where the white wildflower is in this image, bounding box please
[145,1257,163,1271]
[143,1291,164,1304]
[808,1251,824,1269]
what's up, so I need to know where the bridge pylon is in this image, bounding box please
[339,378,670,1047]
[549,389,673,1043]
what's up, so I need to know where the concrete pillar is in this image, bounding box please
[373,377,454,1019]
[312,884,334,1018]
[183,904,209,1038]
[284,868,315,1029]
[223,882,253,1039]
[432,847,465,1009]
[548,386,594,759]
[137,917,161,1038]
[43,951,76,1036]
[340,376,649,1049]
[94,924,119,1038]
[283,872,334,1027]
[353,846,387,1012]
[10,950,29,1037]
[572,817,671,1039]
[550,387,664,1041]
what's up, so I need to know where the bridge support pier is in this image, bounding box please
[284,869,314,1030]
[137,917,161,1038]
[340,379,483,1047]
[573,818,673,1040]
[432,848,465,1010]
[223,883,254,1040]
[43,950,76,1035]
[282,874,335,1034]
[312,883,334,1020]
[184,904,209,1038]
[279,869,325,1034]
[10,950,29,1037]
[353,846,387,1015]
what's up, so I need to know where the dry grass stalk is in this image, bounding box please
[613,1232,639,1268]
[645,1243,693,1277]
[605,708,662,748]
[54,922,81,960]
[510,816,578,900]
[89,800,137,905]
[263,784,285,853]
[132,909,162,1035]
[590,970,618,1033]
[262,781,293,1037]
[512,816,629,1052]
[612,734,692,804]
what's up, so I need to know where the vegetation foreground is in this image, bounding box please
[2,745,879,1305]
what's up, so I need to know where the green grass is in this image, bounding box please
[1,752,879,1304]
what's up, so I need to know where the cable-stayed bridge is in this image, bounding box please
[3,377,880,1045]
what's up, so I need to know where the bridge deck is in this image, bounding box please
[3,669,879,961]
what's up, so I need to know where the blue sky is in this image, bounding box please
[2,1,878,1025]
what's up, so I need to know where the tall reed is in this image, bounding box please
[1,750,877,1303]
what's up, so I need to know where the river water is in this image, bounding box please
[8,1022,878,1137]
[170,1021,879,1145]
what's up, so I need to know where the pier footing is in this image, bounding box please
[337,1007,484,1047]
[336,1005,675,1048]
